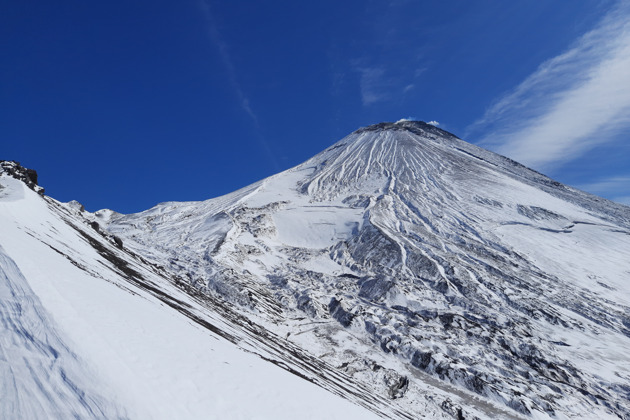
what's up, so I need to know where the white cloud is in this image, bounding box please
[396,118,440,126]
[469,2,630,173]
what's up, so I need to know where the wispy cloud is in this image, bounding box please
[469,2,630,173]
[357,66,389,106]
[347,2,428,107]
[198,1,258,125]
[198,1,279,170]
[577,175,630,205]
[355,64,425,106]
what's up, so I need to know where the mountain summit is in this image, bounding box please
[105,121,630,419]
[2,123,630,419]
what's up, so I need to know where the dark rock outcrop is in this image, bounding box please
[329,297,355,327]
[0,160,45,195]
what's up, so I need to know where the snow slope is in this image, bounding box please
[105,121,630,419]
[0,166,384,419]
[0,243,126,419]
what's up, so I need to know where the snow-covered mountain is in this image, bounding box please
[2,121,630,419]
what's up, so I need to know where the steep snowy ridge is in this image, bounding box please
[2,121,630,419]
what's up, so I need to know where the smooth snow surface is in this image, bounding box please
[0,243,126,420]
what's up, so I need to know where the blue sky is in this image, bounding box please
[2,0,629,213]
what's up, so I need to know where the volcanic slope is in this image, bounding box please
[104,121,630,419]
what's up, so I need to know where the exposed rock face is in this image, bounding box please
[328,297,355,327]
[0,160,44,195]
[384,372,409,399]
[103,121,630,419]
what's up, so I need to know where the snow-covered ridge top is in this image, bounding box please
[309,120,526,182]
[334,120,544,182]
[296,120,542,201]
